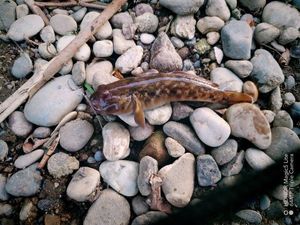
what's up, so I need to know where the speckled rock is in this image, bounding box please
[14,149,44,169]
[245,148,275,170]
[9,111,32,137]
[221,150,245,176]
[115,46,143,73]
[196,16,224,34]
[197,154,221,186]
[171,15,196,39]
[159,0,204,15]
[135,13,158,33]
[50,14,77,35]
[211,139,238,166]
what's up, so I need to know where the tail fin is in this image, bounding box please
[224,91,253,105]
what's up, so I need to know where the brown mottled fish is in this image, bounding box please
[90,71,253,127]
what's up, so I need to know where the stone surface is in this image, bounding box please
[16,4,29,19]
[0,0,16,31]
[50,14,77,35]
[7,15,44,41]
[0,140,8,162]
[102,122,130,161]
[135,3,154,16]
[226,103,271,149]
[211,139,238,166]
[159,0,204,15]
[71,61,86,85]
[236,209,262,224]
[132,195,149,216]
[14,149,44,169]
[83,189,130,225]
[150,32,182,72]
[206,31,220,45]
[24,75,82,127]
[9,111,32,137]
[171,15,196,39]
[135,13,158,33]
[100,160,139,197]
[196,16,224,34]
[210,67,243,92]
[71,7,87,22]
[113,29,136,55]
[129,123,154,141]
[115,46,143,73]
[171,102,193,121]
[67,167,100,202]
[11,53,33,78]
[245,148,275,170]
[40,25,55,43]
[273,110,293,129]
[197,154,221,186]
[47,152,79,178]
[5,164,42,197]
[0,174,9,201]
[111,12,133,29]
[38,43,57,60]
[278,27,299,45]
[221,20,252,59]
[161,153,195,207]
[225,60,253,78]
[140,33,155,45]
[165,137,185,158]
[251,49,284,93]
[93,40,113,58]
[86,60,114,86]
[145,104,172,125]
[206,0,231,21]
[254,23,280,44]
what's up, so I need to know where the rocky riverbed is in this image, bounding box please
[0,0,300,224]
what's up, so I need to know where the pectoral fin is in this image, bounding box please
[132,95,145,128]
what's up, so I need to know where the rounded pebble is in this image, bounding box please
[14,149,44,169]
[9,111,32,137]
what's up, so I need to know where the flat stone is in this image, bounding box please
[93,40,113,58]
[159,0,204,15]
[245,148,275,170]
[221,150,245,176]
[14,149,44,169]
[254,23,280,45]
[196,16,224,34]
[50,14,77,35]
[171,15,196,39]
[0,0,16,31]
[206,0,231,21]
[211,139,238,165]
[210,67,243,92]
[197,154,221,186]
[115,46,143,73]
[225,60,253,78]
[9,111,32,137]
[11,52,33,79]
[145,103,172,125]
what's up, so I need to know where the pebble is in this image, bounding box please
[47,152,79,178]
[278,27,299,45]
[226,103,271,149]
[265,201,284,219]
[111,12,133,29]
[38,43,57,60]
[132,195,149,215]
[0,140,8,162]
[50,14,77,35]
[0,0,16,31]
[239,0,266,11]
[145,103,172,125]
[206,31,220,45]
[5,164,42,197]
[14,149,44,169]
[118,113,138,127]
[260,195,271,210]
[93,40,113,57]
[270,87,282,112]
[262,110,276,123]
[19,200,35,221]
[271,185,288,201]
[190,107,230,147]
[225,60,253,78]
[135,3,153,16]
[159,0,204,15]
[251,49,284,93]
[171,15,196,40]
[135,12,159,33]
[205,0,231,21]
[150,32,182,72]
[197,154,221,186]
[270,41,286,53]
[71,7,87,22]
[194,38,211,55]
[254,23,280,45]
[57,35,91,61]
[129,122,154,141]
[66,167,100,202]
[115,46,143,73]
[262,1,300,30]
[210,67,243,92]
[245,148,275,170]
[221,150,245,176]
[226,0,237,9]
[7,15,44,41]
[11,52,33,78]
[273,110,293,129]
[102,122,130,161]
[24,75,83,126]
[83,189,130,225]
[170,36,184,48]
[100,160,139,196]
[165,137,185,158]
[140,33,155,45]
[196,16,224,34]
[113,29,136,55]
[72,61,86,85]
[163,121,205,155]
[171,102,193,121]
[132,211,167,225]
[9,111,32,137]
[161,153,195,207]
[59,59,73,75]
[243,81,259,102]
[137,156,158,196]
[265,127,300,160]
[291,102,300,120]
[221,20,252,59]
[284,76,296,91]
[236,209,262,224]
[16,4,29,19]
[80,12,112,40]
[211,139,238,166]
[86,60,114,85]
[59,119,94,152]
[40,25,56,43]
[0,174,9,200]
[0,203,13,216]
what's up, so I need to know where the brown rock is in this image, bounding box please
[243,81,259,102]
[44,215,61,225]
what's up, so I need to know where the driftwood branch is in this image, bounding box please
[35,0,107,10]
[0,0,127,123]
[25,0,50,25]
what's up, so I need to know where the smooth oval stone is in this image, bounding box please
[40,25,55,43]
[129,122,154,141]
[93,40,113,58]
[24,75,83,127]
[211,139,238,165]
[11,52,33,78]
[50,14,77,35]
[210,67,243,92]
[225,60,253,78]
[236,209,262,224]
[0,140,8,161]
[221,150,245,176]
[115,46,143,74]
[197,154,221,186]
[245,148,275,170]
[205,0,231,21]
[9,111,32,137]
[0,174,9,201]
[165,137,185,158]
[145,103,172,125]
[196,16,224,34]
[14,149,44,169]
[159,0,204,15]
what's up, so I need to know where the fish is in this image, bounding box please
[90,71,253,127]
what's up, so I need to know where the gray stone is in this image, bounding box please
[138,156,158,196]
[111,12,133,29]
[270,41,286,53]
[221,150,245,176]
[47,152,79,178]
[84,189,130,225]
[150,32,182,72]
[170,36,184,48]
[100,160,139,197]
[40,25,55,43]
[225,60,253,78]
[145,103,172,125]
[0,174,9,200]
[14,149,44,169]
[260,195,271,210]
[93,40,113,58]
[0,203,13,216]
[135,3,153,16]
[38,43,57,60]
[129,123,154,141]
[278,27,300,45]
[211,139,238,165]
[66,167,100,202]
[225,0,237,9]
[171,102,193,121]
[163,121,205,155]
[206,0,231,21]
[273,110,293,129]
[135,13,159,33]
[262,110,275,123]
[16,4,29,19]
[251,49,284,93]
[196,16,224,34]
[159,0,204,15]
[5,164,42,197]
[59,119,94,152]
[113,29,136,55]
[132,195,149,216]
[50,14,77,35]
[9,111,32,137]
[283,92,296,106]
[11,53,33,78]
[72,61,86,85]
[171,15,196,39]
[270,86,282,112]
[140,33,155,45]
[71,7,87,22]
[197,154,221,186]
[245,148,275,170]
[262,1,300,30]
[132,211,167,225]
[19,200,35,221]
[239,0,266,11]
[236,209,262,224]
[24,75,83,126]
[210,67,243,92]
[265,127,300,160]
[32,127,50,138]
[115,46,143,73]
[59,59,73,75]
[165,137,185,158]
[0,140,8,162]
[7,15,44,41]
[0,0,16,31]
[254,23,280,44]
[86,60,114,86]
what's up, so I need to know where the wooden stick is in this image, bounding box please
[24,0,50,25]
[35,0,107,10]
[0,0,127,123]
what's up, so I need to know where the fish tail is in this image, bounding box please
[223,91,253,105]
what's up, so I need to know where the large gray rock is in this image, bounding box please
[7,15,44,41]
[251,49,284,93]
[84,189,130,225]
[14,149,44,169]
[50,14,77,35]
[221,20,252,59]
[206,0,231,21]
[262,1,300,29]
[159,0,204,15]
[24,75,83,127]
[0,0,16,31]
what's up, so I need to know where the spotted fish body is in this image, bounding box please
[90,71,253,127]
